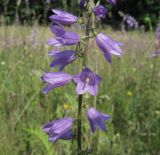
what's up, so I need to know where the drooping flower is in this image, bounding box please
[96,33,123,63]
[73,67,101,96]
[106,0,116,5]
[43,118,74,142]
[93,5,108,19]
[49,9,78,25]
[48,24,80,46]
[79,0,87,8]
[50,50,77,70]
[41,72,73,94]
[87,107,110,133]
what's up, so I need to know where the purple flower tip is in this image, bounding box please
[87,107,110,133]
[96,33,123,63]
[93,5,108,19]
[49,9,78,25]
[50,50,77,70]
[48,24,80,47]
[42,72,73,94]
[106,0,116,5]
[43,118,74,142]
[73,67,101,96]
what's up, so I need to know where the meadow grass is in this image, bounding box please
[0,25,160,155]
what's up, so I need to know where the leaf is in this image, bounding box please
[27,127,57,155]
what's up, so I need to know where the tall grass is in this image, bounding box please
[0,25,160,155]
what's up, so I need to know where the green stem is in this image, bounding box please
[77,13,91,155]
[83,15,91,67]
[77,95,83,153]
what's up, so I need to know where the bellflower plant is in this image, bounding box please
[43,118,74,142]
[49,9,78,25]
[50,50,77,70]
[93,5,108,19]
[42,72,73,94]
[96,33,123,63]
[48,24,80,46]
[87,107,110,133]
[73,67,101,96]
[41,0,124,154]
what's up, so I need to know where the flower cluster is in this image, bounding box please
[42,0,123,146]
[122,14,138,30]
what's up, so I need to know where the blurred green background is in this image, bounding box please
[0,0,160,155]
[0,0,160,29]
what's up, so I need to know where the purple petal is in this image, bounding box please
[50,24,65,37]
[74,67,101,96]
[106,37,123,55]
[49,9,78,25]
[80,67,101,85]
[76,80,88,95]
[101,113,111,121]
[87,107,110,133]
[93,5,108,19]
[42,72,73,93]
[43,118,74,143]
[62,31,80,45]
[50,50,77,70]
[52,9,75,17]
[43,122,54,133]
[49,135,59,143]
[49,118,74,134]
[59,130,74,140]
[73,73,81,83]
[96,118,107,131]
[43,84,57,94]
[48,38,64,46]
[49,49,61,56]
[88,119,96,133]
[103,50,112,63]
[42,72,72,83]
[49,15,69,25]
[87,85,98,96]
[96,33,123,63]
[48,31,80,47]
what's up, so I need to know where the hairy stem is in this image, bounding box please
[77,13,91,155]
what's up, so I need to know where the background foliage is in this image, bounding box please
[0,0,160,29]
[0,25,160,154]
[0,0,160,155]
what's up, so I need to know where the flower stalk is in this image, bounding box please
[77,94,83,154]
[77,11,91,155]
[41,0,123,154]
